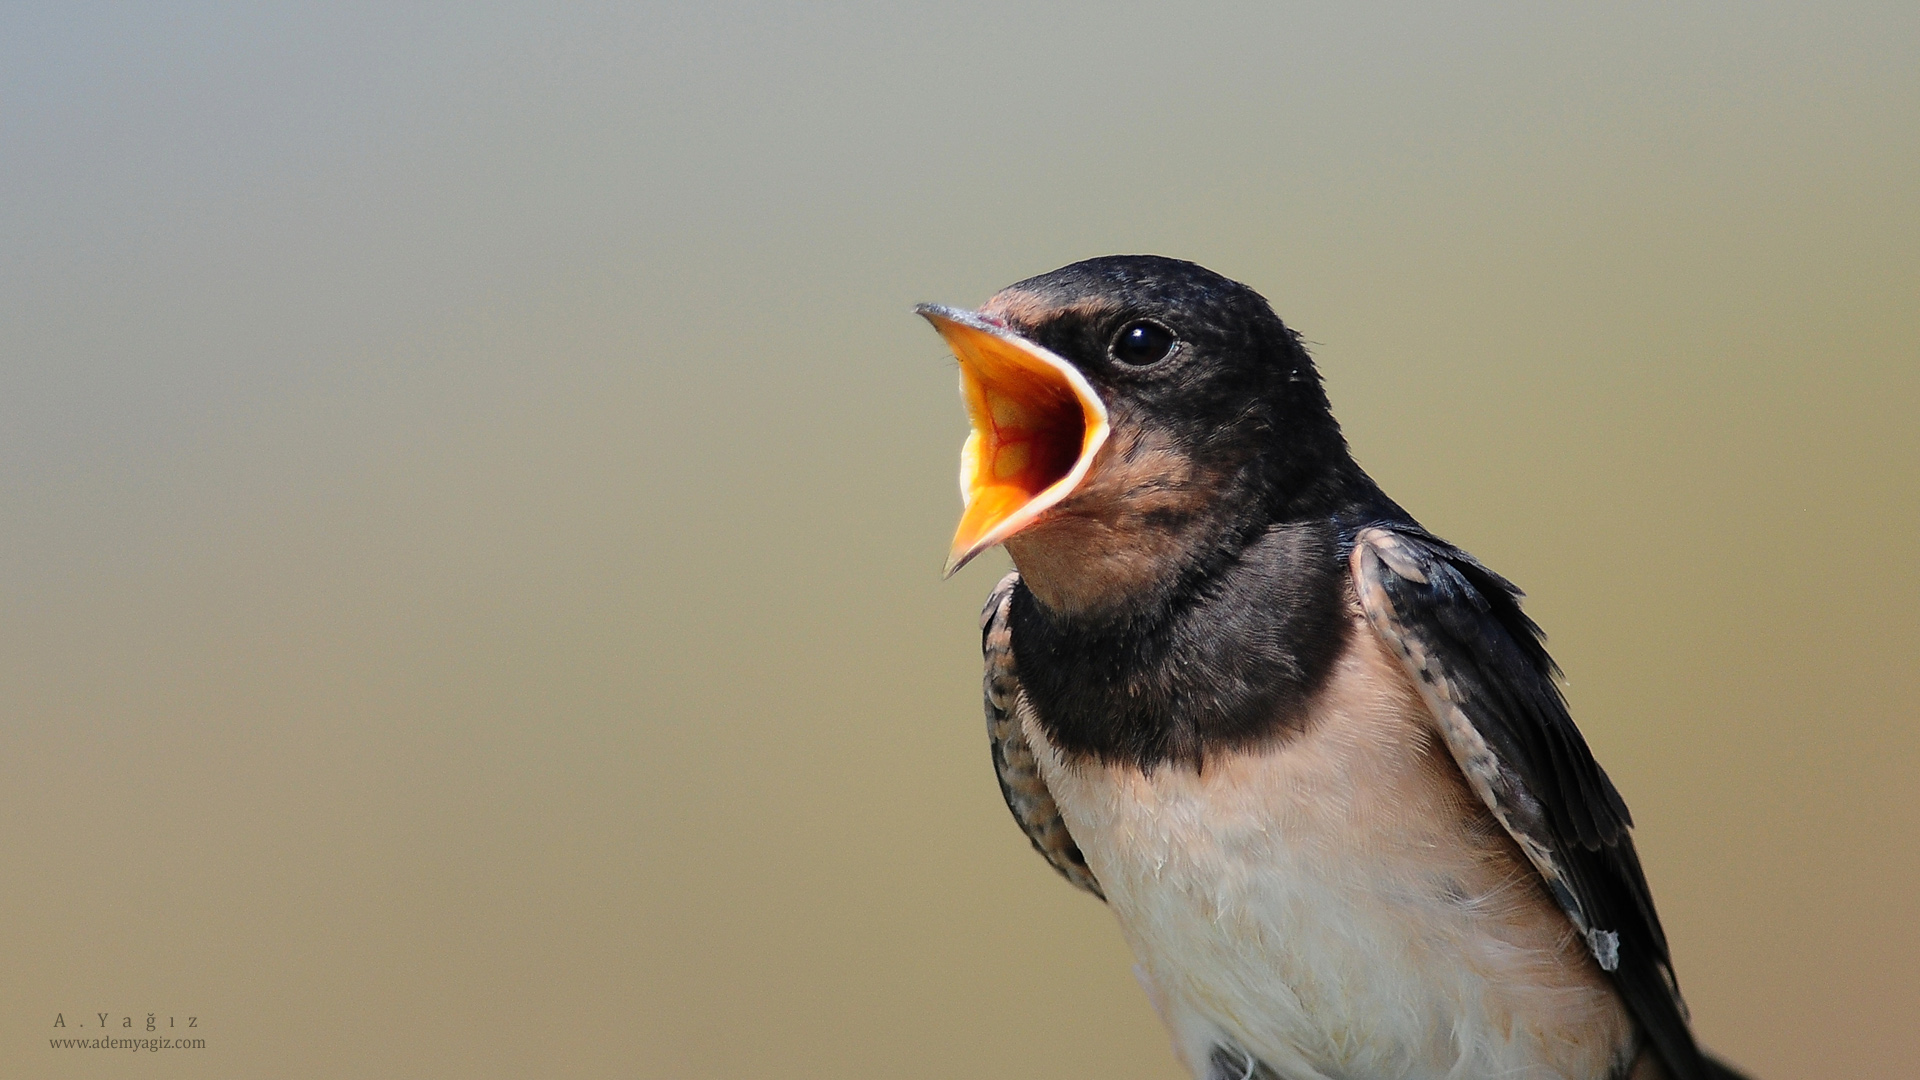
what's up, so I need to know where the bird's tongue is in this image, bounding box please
[915,305,1110,576]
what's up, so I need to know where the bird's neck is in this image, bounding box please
[1008,515,1357,771]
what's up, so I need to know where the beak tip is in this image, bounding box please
[942,545,981,579]
[916,303,1000,334]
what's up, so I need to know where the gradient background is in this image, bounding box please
[3,3,1915,1077]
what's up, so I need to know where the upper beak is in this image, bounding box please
[916,304,1110,576]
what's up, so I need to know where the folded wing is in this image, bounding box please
[1351,524,1731,1080]
[981,572,1104,900]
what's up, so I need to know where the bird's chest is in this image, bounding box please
[1020,630,1632,1080]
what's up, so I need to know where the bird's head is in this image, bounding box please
[919,255,1356,620]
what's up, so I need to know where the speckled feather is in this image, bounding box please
[982,572,1103,899]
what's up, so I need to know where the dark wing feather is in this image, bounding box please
[1351,525,1741,1080]
[981,572,1103,900]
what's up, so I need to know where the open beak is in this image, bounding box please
[916,304,1110,576]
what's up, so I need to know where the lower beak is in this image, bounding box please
[916,305,1110,576]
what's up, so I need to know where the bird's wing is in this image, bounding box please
[982,572,1104,900]
[1350,524,1726,1080]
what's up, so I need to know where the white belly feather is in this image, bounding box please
[1024,617,1634,1080]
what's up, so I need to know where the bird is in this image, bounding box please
[915,256,1750,1080]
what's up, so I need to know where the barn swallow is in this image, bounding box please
[917,256,1750,1080]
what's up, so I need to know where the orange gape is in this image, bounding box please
[955,381,1087,552]
[916,306,1109,575]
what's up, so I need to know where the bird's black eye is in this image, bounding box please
[1111,321,1175,366]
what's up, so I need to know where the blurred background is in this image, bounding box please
[2,3,1915,1077]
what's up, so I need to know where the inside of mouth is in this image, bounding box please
[961,372,1087,529]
